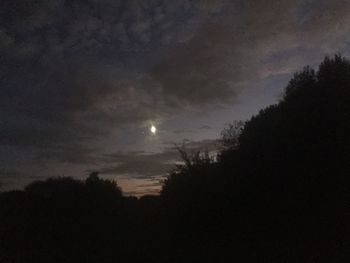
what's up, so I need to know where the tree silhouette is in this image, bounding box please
[85,171,122,201]
[160,54,350,262]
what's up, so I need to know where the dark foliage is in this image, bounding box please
[0,55,349,262]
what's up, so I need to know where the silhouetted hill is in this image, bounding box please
[0,55,349,262]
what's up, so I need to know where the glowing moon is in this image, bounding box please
[150,125,157,134]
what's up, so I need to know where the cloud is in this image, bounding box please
[100,139,219,177]
[1,0,350,193]
[101,151,177,177]
[0,0,225,147]
[152,0,350,109]
[199,125,212,130]
[152,25,239,107]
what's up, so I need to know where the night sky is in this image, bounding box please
[1,0,350,196]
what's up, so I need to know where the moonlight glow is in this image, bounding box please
[150,125,157,134]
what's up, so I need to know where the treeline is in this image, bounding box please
[1,55,349,262]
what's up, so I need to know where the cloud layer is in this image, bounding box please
[1,0,350,193]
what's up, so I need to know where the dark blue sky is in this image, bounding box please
[1,0,350,195]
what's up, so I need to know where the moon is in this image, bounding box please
[150,125,157,134]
